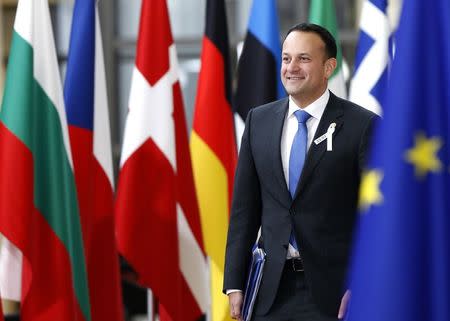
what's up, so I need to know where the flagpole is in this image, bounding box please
[147,289,153,321]
[206,258,211,321]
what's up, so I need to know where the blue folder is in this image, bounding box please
[242,245,266,321]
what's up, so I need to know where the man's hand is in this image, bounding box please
[228,291,244,320]
[338,289,351,319]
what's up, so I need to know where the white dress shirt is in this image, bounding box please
[281,90,329,258]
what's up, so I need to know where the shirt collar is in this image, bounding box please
[287,89,330,120]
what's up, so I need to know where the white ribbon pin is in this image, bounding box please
[314,122,336,151]
[326,123,336,151]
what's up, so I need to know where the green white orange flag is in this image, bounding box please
[309,0,347,98]
[0,0,91,320]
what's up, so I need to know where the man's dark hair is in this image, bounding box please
[284,23,337,59]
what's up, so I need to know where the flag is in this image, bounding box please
[0,10,15,317]
[64,0,123,320]
[115,0,208,320]
[190,1,237,320]
[233,0,284,149]
[349,0,392,115]
[0,0,91,320]
[309,0,347,98]
[347,0,450,320]
[0,2,5,107]
[0,6,8,316]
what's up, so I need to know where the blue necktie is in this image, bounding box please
[288,110,311,250]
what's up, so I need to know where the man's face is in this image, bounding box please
[281,31,335,106]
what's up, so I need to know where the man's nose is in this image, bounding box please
[287,61,300,72]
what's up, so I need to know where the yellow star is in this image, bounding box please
[404,132,443,178]
[359,169,384,213]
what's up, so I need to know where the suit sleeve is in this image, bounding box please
[223,109,262,292]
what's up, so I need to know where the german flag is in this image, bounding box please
[190,1,237,320]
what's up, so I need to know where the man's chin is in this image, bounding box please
[285,88,304,97]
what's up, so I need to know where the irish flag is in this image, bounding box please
[0,0,91,320]
[309,0,347,98]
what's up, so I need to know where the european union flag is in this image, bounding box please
[347,0,450,320]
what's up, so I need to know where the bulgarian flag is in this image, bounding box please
[309,0,347,98]
[0,0,91,320]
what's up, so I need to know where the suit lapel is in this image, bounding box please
[270,99,291,206]
[295,93,344,198]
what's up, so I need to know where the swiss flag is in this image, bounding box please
[115,0,208,320]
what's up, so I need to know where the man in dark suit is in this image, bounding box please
[223,23,376,321]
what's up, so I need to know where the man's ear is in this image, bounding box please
[324,58,337,79]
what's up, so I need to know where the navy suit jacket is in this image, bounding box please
[223,92,376,317]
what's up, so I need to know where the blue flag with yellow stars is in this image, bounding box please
[346,0,450,321]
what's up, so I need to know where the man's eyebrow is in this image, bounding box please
[282,51,314,59]
[282,52,311,57]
